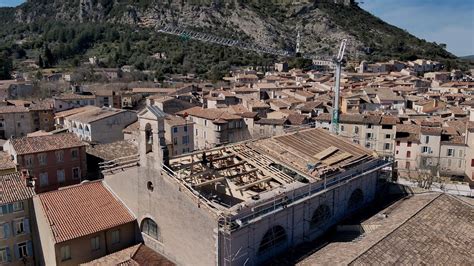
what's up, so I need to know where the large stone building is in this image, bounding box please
[103,106,389,265]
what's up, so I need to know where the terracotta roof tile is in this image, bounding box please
[82,244,175,266]
[0,172,35,204]
[38,181,135,243]
[9,133,85,155]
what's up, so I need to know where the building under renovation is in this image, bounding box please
[103,105,389,266]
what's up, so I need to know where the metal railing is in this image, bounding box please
[99,154,140,173]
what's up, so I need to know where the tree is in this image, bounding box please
[0,55,12,80]
[38,55,44,68]
[43,44,55,68]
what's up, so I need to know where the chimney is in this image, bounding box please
[21,169,35,188]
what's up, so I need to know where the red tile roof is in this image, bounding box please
[38,181,135,243]
[9,133,85,155]
[0,172,35,204]
[82,244,174,266]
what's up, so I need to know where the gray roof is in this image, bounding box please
[147,105,166,118]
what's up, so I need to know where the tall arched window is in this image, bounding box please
[258,226,287,255]
[310,204,331,230]
[141,218,160,241]
[348,188,364,211]
[145,123,153,154]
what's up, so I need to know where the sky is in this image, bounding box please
[362,0,474,56]
[1,0,473,56]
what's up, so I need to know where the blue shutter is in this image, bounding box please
[5,247,11,262]
[24,219,30,234]
[1,205,6,214]
[4,223,10,239]
[27,241,33,257]
[7,204,13,213]
[14,244,19,259]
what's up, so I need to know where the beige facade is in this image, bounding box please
[0,199,34,266]
[164,117,194,156]
[190,116,247,150]
[33,195,137,266]
[465,108,474,181]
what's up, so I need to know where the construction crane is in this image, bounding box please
[156,25,334,64]
[331,39,347,134]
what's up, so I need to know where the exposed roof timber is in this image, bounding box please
[235,176,273,191]
[193,177,226,188]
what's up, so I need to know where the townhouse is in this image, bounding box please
[33,181,138,265]
[63,106,137,143]
[177,107,247,150]
[164,115,195,156]
[3,133,87,193]
[0,171,36,265]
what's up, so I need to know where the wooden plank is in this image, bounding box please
[235,176,272,191]
[313,146,339,161]
[193,177,226,188]
[323,152,353,166]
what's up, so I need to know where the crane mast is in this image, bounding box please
[331,39,347,134]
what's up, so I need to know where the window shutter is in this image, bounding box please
[4,223,10,239]
[1,205,6,214]
[24,218,30,234]
[27,241,33,257]
[6,247,11,262]
[7,204,13,213]
[14,244,19,259]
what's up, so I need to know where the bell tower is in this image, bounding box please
[138,105,169,170]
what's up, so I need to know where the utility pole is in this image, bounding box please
[331,39,347,134]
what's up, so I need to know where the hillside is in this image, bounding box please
[0,0,460,80]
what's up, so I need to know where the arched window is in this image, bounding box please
[141,218,160,241]
[310,204,331,230]
[78,124,83,132]
[258,226,287,254]
[145,123,153,154]
[348,188,364,211]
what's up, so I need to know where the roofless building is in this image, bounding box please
[103,104,390,265]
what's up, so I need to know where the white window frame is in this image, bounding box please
[17,242,28,258]
[0,247,7,263]
[14,219,25,235]
[55,150,64,163]
[12,202,23,212]
[38,153,47,166]
[24,155,33,167]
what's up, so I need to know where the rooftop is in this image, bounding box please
[0,172,35,204]
[86,140,138,161]
[38,181,136,243]
[9,133,85,155]
[167,128,378,211]
[67,107,134,124]
[177,107,242,122]
[81,244,174,266]
[300,193,474,265]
